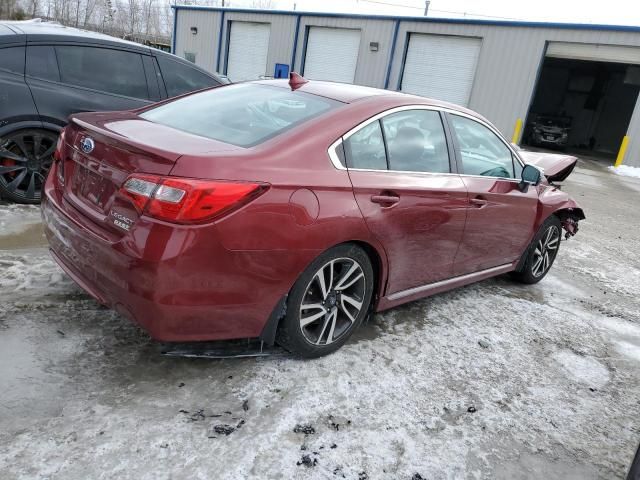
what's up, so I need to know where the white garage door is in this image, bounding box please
[401,34,481,107]
[547,42,640,65]
[227,22,270,82]
[304,27,361,83]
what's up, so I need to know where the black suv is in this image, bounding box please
[0,21,228,203]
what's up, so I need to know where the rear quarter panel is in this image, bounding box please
[167,98,411,302]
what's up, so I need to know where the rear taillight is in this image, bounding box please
[54,130,66,185]
[120,174,268,224]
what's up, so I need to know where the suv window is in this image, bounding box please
[0,46,25,74]
[55,46,148,99]
[381,109,450,173]
[449,114,517,178]
[26,46,60,82]
[157,56,219,98]
[343,120,387,170]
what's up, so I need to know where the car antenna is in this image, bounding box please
[288,72,308,90]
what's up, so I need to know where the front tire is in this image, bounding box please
[511,216,562,284]
[277,244,374,358]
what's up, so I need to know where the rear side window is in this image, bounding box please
[157,56,219,97]
[54,46,149,99]
[343,121,387,170]
[26,46,60,81]
[140,83,340,147]
[0,46,25,74]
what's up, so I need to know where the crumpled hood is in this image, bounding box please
[518,150,578,182]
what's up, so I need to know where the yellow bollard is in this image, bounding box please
[511,118,523,145]
[614,135,629,167]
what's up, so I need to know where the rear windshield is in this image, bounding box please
[139,83,341,147]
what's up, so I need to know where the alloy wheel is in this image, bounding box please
[531,225,560,278]
[0,130,57,203]
[299,257,367,346]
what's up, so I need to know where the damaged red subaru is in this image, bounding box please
[42,74,585,358]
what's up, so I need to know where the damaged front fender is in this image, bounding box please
[537,188,585,239]
[559,214,580,239]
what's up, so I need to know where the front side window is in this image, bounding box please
[343,120,387,170]
[157,56,218,97]
[140,83,341,147]
[55,46,148,99]
[0,46,25,74]
[449,114,517,178]
[381,109,450,173]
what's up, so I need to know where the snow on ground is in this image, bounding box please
[0,160,639,479]
[608,164,640,178]
[0,202,42,236]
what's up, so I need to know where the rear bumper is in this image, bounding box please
[42,184,298,343]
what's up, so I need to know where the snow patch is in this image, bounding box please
[0,203,42,236]
[599,317,640,339]
[0,250,73,299]
[608,165,640,179]
[552,350,610,388]
[615,341,640,362]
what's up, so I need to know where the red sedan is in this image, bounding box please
[42,74,585,358]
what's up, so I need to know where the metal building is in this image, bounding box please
[172,6,640,167]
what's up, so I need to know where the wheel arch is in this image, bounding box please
[552,206,586,222]
[259,238,389,345]
[0,121,60,139]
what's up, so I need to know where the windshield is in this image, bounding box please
[140,83,341,147]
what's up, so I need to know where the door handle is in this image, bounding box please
[470,197,488,208]
[370,194,400,206]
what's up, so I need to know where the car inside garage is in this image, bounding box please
[302,26,361,83]
[523,42,640,161]
[400,33,481,107]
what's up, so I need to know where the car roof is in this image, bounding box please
[0,19,149,52]
[0,23,17,36]
[0,20,227,82]
[256,78,484,120]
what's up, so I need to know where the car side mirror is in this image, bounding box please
[519,164,542,192]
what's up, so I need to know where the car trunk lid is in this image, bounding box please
[518,150,578,182]
[62,111,242,235]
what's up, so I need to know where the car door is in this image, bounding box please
[25,44,155,130]
[0,44,40,136]
[446,112,539,275]
[342,107,468,296]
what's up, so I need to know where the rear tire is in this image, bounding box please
[276,244,374,358]
[0,129,58,204]
[511,215,562,284]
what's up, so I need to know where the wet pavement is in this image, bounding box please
[0,158,639,479]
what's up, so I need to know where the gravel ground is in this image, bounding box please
[0,158,639,480]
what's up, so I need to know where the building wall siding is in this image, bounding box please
[174,10,221,73]
[173,7,640,167]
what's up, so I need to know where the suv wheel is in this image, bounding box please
[0,129,58,204]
